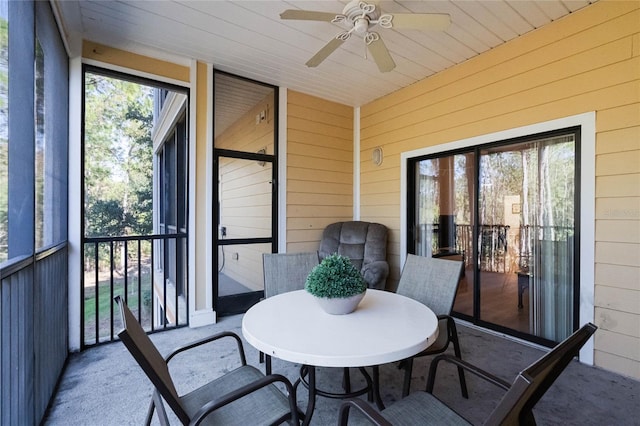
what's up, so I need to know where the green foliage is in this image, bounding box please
[305,254,366,298]
[84,73,154,238]
[85,199,125,238]
[0,140,6,263]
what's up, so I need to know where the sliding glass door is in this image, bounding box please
[410,151,475,319]
[409,128,579,345]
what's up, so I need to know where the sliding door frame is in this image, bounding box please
[401,113,595,361]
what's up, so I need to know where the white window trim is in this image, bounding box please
[278,88,287,252]
[354,107,361,220]
[400,112,596,365]
[152,91,188,153]
[189,61,216,327]
[68,56,83,351]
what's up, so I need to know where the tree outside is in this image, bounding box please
[83,72,155,342]
[0,16,8,263]
[84,73,153,239]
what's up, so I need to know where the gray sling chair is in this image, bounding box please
[114,296,299,426]
[260,252,320,375]
[338,322,598,425]
[395,254,468,398]
[319,221,389,290]
[260,252,370,400]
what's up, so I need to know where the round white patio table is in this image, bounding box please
[242,289,438,425]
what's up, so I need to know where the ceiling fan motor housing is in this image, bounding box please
[343,1,380,28]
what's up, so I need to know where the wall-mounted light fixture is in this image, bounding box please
[257,147,266,167]
[372,146,383,166]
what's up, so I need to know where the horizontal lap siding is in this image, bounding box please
[360,1,640,378]
[215,93,275,291]
[286,91,353,253]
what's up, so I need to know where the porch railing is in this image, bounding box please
[82,233,188,348]
[0,243,68,425]
[416,223,573,274]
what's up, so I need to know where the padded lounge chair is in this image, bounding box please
[114,296,299,425]
[319,221,389,290]
[338,322,597,425]
[396,254,467,398]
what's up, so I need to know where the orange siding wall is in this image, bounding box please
[83,41,190,83]
[286,91,354,253]
[215,93,275,291]
[360,1,639,378]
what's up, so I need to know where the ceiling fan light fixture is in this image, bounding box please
[354,17,369,34]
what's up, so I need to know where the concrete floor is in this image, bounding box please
[44,314,639,425]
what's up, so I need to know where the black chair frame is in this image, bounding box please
[114,296,300,426]
[400,314,468,398]
[339,323,597,426]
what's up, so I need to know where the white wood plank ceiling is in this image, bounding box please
[53,0,598,107]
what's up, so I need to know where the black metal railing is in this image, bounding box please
[417,223,574,273]
[82,233,188,348]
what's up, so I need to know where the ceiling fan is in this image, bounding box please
[280,1,451,73]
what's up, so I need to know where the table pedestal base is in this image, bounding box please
[295,365,384,426]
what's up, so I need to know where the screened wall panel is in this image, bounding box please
[0,1,69,424]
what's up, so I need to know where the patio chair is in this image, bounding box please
[114,296,299,426]
[263,252,319,298]
[338,322,597,425]
[396,254,467,398]
[261,251,361,396]
[319,221,389,290]
[261,251,319,374]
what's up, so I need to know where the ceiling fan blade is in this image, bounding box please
[305,37,346,68]
[367,35,395,73]
[280,10,338,22]
[390,13,451,31]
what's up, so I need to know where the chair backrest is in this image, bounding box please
[485,323,597,425]
[396,254,463,316]
[114,296,189,424]
[318,221,387,271]
[263,252,319,298]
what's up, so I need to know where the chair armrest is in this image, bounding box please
[189,373,299,426]
[436,314,457,328]
[165,331,247,366]
[426,354,511,393]
[361,261,389,290]
[439,314,458,342]
[338,399,392,426]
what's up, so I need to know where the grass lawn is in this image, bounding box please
[84,272,151,343]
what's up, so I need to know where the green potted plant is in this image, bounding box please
[305,253,367,314]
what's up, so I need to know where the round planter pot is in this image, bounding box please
[314,291,366,315]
